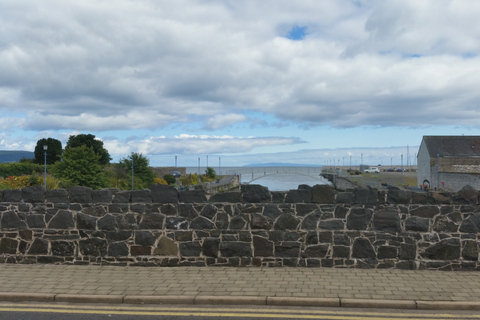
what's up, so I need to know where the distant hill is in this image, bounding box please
[244,162,322,167]
[0,151,35,163]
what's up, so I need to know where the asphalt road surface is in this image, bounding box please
[1,303,480,320]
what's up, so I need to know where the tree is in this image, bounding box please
[34,138,62,165]
[205,167,216,179]
[66,134,111,166]
[51,146,109,189]
[118,153,155,189]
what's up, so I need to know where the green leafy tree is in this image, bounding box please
[163,174,175,185]
[51,146,109,189]
[118,153,155,189]
[34,138,62,165]
[205,167,216,179]
[66,134,111,166]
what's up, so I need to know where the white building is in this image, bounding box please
[417,136,480,191]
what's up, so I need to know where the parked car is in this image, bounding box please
[364,167,380,173]
[387,168,395,172]
[395,168,403,172]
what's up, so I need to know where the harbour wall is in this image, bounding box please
[1,184,480,270]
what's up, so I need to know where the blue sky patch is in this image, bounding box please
[286,26,307,40]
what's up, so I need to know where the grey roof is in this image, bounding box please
[422,136,480,157]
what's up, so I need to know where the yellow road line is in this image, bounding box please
[0,305,477,320]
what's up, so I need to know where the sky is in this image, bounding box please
[1,0,480,168]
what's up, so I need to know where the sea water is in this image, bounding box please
[185,166,330,192]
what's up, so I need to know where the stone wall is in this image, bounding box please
[1,184,480,270]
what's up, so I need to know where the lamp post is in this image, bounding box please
[43,145,48,189]
[131,153,134,191]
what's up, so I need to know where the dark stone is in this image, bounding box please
[301,244,328,258]
[131,245,151,256]
[190,216,214,229]
[336,192,354,204]
[150,184,179,203]
[19,230,32,241]
[312,185,335,204]
[372,210,401,233]
[3,189,22,202]
[108,242,129,256]
[405,217,429,232]
[22,186,45,203]
[174,231,193,241]
[46,189,69,203]
[1,211,27,230]
[135,231,156,246]
[346,208,372,230]
[25,215,46,228]
[318,231,332,243]
[275,242,300,257]
[109,203,129,213]
[215,212,229,229]
[200,204,217,220]
[27,238,48,255]
[263,205,283,220]
[202,238,220,257]
[178,204,198,220]
[0,238,18,254]
[353,187,378,205]
[154,236,178,256]
[77,212,97,230]
[334,234,350,246]
[301,213,320,229]
[250,214,272,230]
[69,186,92,203]
[410,206,440,218]
[209,192,242,203]
[51,241,75,256]
[105,231,132,241]
[268,231,285,242]
[318,219,344,230]
[179,241,202,256]
[459,213,480,233]
[165,217,188,230]
[48,210,75,229]
[241,184,271,203]
[97,214,116,231]
[274,214,299,231]
[421,238,460,260]
[131,190,152,203]
[79,238,107,256]
[453,185,478,205]
[462,240,478,261]
[92,188,117,203]
[411,192,428,204]
[179,190,207,203]
[296,204,319,216]
[271,192,286,203]
[139,213,165,229]
[332,245,350,258]
[387,187,411,204]
[116,214,138,230]
[229,215,247,230]
[377,246,397,259]
[285,189,312,203]
[220,241,252,257]
[396,261,417,270]
[428,192,452,204]
[159,204,177,216]
[253,236,273,257]
[352,238,376,259]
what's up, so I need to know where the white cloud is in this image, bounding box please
[203,114,248,130]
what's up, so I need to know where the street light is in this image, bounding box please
[43,145,48,189]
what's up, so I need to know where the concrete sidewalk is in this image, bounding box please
[1,265,480,310]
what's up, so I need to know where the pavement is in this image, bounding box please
[1,265,480,311]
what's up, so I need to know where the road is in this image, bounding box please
[1,302,480,320]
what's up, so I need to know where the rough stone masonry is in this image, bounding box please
[0,183,480,270]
